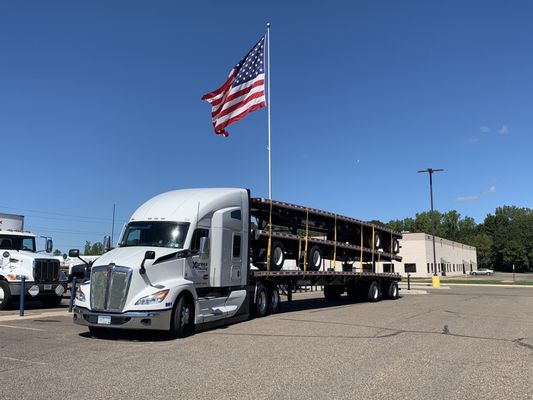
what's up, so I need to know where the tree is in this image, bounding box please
[83,241,104,256]
[53,249,62,256]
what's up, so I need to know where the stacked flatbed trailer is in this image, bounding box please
[248,197,403,304]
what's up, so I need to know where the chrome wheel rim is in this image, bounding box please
[180,305,190,327]
[259,290,267,313]
[0,286,4,302]
[273,248,283,266]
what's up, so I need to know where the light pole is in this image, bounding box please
[418,168,444,284]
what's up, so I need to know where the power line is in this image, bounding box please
[0,205,128,224]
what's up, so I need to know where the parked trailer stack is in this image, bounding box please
[72,188,402,338]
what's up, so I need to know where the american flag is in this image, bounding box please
[202,37,266,137]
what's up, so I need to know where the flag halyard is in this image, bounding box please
[202,37,266,137]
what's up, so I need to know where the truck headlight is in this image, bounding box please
[75,286,86,302]
[135,289,169,306]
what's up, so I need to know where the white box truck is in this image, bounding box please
[73,188,402,337]
[0,213,67,309]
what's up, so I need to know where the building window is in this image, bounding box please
[405,263,416,273]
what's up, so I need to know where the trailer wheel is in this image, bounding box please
[39,294,63,308]
[270,241,285,271]
[308,246,322,271]
[268,285,280,314]
[170,295,195,338]
[324,285,342,300]
[386,281,399,299]
[255,284,269,317]
[0,280,12,310]
[367,281,380,302]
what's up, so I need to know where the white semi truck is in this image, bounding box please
[0,213,67,309]
[73,188,402,337]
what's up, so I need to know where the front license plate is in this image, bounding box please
[44,284,52,290]
[97,315,111,325]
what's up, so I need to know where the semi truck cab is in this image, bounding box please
[73,188,252,337]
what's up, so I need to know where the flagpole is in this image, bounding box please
[266,22,272,201]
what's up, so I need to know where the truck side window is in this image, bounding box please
[230,210,241,220]
[191,229,209,252]
[233,235,241,258]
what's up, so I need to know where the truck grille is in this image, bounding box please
[90,264,132,312]
[34,259,60,282]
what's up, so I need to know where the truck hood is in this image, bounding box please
[93,247,181,270]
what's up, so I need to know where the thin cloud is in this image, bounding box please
[498,125,509,134]
[468,138,480,144]
[488,185,496,193]
[456,195,479,202]
[480,126,491,133]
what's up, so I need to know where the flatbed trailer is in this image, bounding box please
[73,188,403,338]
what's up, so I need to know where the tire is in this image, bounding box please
[386,281,399,300]
[308,246,322,271]
[40,295,63,308]
[270,241,285,271]
[255,284,269,317]
[267,285,280,314]
[170,295,195,338]
[0,280,12,310]
[324,285,342,300]
[367,281,380,302]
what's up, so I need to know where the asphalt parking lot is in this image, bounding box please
[1,285,532,400]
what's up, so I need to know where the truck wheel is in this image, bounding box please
[308,246,322,271]
[40,295,63,308]
[170,295,195,338]
[367,281,380,302]
[0,281,12,310]
[255,284,269,317]
[386,281,399,300]
[270,241,285,271]
[268,285,280,314]
[324,285,342,300]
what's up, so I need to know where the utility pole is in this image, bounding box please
[418,168,444,286]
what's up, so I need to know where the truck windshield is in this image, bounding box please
[119,222,189,249]
[0,235,36,252]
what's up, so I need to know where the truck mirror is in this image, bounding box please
[46,239,53,253]
[199,237,209,258]
[144,251,156,260]
[69,249,80,258]
[103,236,112,252]
[62,253,67,260]
[2,251,9,258]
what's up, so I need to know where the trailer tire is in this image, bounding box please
[308,246,322,271]
[270,241,285,271]
[39,294,63,308]
[324,285,342,300]
[255,284,269,317]
[170,295,195,338]
[367,281,381,302]
[268,285,280,314]
[386,281,399,300]
[0,280,12,310]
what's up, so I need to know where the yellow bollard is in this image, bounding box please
[432,275,441,288]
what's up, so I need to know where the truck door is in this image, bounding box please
[187,227,210,288]
[210,207,244,288]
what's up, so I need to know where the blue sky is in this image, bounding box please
[1,1,531,253]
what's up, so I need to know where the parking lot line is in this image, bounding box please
[0,324,45,331]
[0,310,70,322]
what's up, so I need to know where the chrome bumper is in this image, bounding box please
[8,282,67,296]
[73,306,172,331]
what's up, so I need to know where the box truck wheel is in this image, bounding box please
[40,294,63,308]
[308,246,322,271]
[170,295,194,338]
[0,280,12,310]
[270,241,285,271]
[268,285,280,314]
[367,281,381,302]
[255,284,269,317]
